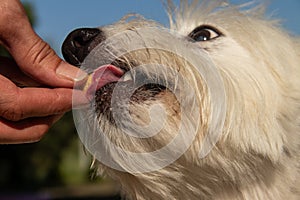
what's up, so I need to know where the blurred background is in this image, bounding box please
[0,0,299,199]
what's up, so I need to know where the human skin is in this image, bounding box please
[0,0,88,144]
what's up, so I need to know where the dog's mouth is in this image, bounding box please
[84,64,125,101]
[82,60,167,118]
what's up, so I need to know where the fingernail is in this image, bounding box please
[56,62,88,82]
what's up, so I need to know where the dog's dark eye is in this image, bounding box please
[189,25,222,42]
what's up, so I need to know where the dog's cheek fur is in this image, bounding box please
[208,37,284,160]
[195,15,300,199]
[207,21,300,159]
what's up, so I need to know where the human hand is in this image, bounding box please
[0,0,88,144]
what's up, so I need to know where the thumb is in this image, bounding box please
[0,0,87,88]
[10,35,87,88]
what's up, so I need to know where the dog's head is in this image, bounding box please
[62,0,300,199]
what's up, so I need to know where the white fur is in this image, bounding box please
[83,1,300,199]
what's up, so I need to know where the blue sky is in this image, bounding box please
[21,0,300,57]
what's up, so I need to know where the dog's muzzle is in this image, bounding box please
[62,28,104,66]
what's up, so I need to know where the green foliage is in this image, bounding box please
[0,112,96,192]
[0,46,10,57]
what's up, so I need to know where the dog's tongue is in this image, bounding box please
[84,65,124,100]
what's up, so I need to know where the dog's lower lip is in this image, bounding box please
[84,64,124,100]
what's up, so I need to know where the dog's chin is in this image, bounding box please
[94,81,167,122]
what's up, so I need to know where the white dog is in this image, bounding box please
[62,1,300,199]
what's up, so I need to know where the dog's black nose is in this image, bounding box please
[62,28,104,66]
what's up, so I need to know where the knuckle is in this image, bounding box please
[0,87,24,121]
[25,39,58,67]
[50,90,71,113]
[0,104,23,121]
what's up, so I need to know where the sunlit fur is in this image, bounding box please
[88,1,300,199]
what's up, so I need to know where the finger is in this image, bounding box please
[7,34,87,88]
[0,75,89,121]
[12,38,87,88]
[1,87,89,121]
[0,56,42,87]
[0,0,87,88]
[0,114,62,144]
